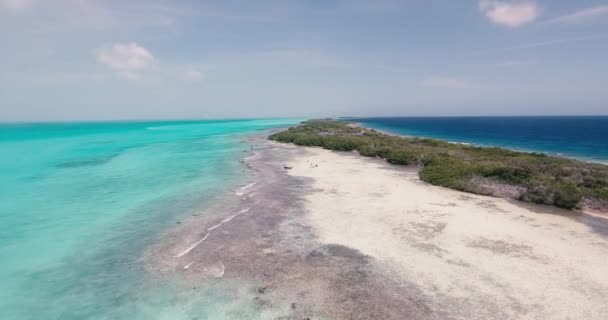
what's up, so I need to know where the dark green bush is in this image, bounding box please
[520,179,582,209]
[293,134,323,146]
[386,149,417,165]
[481,166,532,184]
[358,144,378,157]
[553,180,582,209]
[583,176,608,189]
[322,136,359,151]
[581,187,608,200]
[418,154,435,166]
[269,131,297,143]
[520,181,554,205]
[375,146,392,159]
[420,157,472,191]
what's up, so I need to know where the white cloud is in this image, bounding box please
[541,5,608,25]
[1,0,32,13]
[479,0,539,28]
[421,76,480,89]
[181,68,203,81]
[96,43,155,80]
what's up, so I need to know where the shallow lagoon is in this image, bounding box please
[0,119,300,319]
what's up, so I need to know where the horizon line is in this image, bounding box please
[2,114,608,124]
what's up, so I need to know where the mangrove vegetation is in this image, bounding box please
[269,120,608,211]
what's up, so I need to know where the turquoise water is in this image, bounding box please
[350,116,608,163]
[0,119,301,319]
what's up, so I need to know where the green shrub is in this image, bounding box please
[520,181,553,205]
[386,149,417,165]
[583,176,608,189]
[375,146,392,159]
[293,134,323,146]
[269,131,297,143]
[553,180,582,209]
[322,136,359,151]
[481,166,532,184]
[412,138,449,148]
[418,153,435,166]
[358,144,378,157]
[581,186,608,200]
[420,157,472,190]
[520,179,582,209]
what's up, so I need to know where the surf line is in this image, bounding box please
[175,208,251,258]
[235,182,259,196]
[207,208,250,232]
[243,154,259,161]
[174,233,209,258]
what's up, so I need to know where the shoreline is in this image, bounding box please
[145,132,608,319]
[145,133,441,319]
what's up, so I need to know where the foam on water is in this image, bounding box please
[195,261,225,278]
[235,182,259,195]
[175,233,210,258]
[208,223,224,231]
[222,213,240,224]
[208,208,250,232]
[244,154,260,160]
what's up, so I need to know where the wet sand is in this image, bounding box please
[146,135,608,319]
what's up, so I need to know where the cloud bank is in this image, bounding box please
[479,0,539,28]
[96,43,155,80]
[1,0,31,13]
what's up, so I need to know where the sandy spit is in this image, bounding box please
[146,136,608,320]
[285,143,608,320]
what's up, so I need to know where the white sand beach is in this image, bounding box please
[148,138,608,319]
[282,143,608,320]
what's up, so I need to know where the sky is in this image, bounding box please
[1,0,607,121]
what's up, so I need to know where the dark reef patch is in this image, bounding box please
[56,154,119,168]
[146,134,444,320]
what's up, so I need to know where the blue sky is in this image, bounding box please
[1,0,607,121]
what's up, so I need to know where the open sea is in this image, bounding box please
[349,116,608,163]
[0,119,301,320]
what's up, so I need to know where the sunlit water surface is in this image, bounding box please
[0,119,301,319]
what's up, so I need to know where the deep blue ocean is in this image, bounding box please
[349,116,608,163]
[0,119,301,320]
